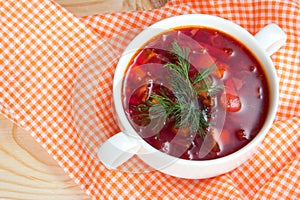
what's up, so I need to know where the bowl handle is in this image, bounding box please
[97,132,141,169]
[254,23,287,56]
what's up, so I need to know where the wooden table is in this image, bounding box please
[0,0,168,199]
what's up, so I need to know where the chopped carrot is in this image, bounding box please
[213,61,228,78]
[136,48,156,64]
[172,126,190,137]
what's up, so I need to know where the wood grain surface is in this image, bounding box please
[0,0,168,199]
[0,115,89,200]
[56,0,168,16]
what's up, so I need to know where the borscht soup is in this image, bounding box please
[122,26,270,160]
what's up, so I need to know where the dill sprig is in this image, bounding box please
[133,40,223,137]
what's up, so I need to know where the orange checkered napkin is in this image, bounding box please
[1,0,299,199]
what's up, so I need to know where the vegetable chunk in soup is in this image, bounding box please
[122,26,269,160]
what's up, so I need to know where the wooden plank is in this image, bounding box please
[0,115,89,200]
[55,0,168,16]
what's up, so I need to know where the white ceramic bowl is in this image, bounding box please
[98,14,286,179]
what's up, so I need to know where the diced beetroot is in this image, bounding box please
[220,92,242,112]
[219,79,242,112]
[193,29,214,45]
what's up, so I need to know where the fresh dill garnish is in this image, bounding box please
[133,40,223,137]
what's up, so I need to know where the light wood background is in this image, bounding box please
[0,0,168,199]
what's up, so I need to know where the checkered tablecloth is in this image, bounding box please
[1,0,299,199]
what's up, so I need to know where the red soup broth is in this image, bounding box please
[122,26,270,160]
